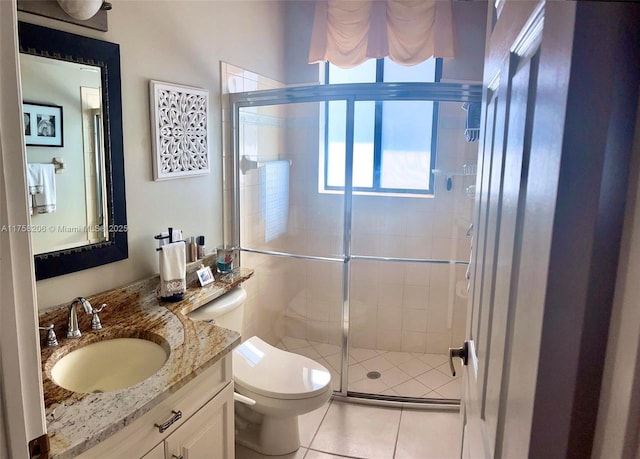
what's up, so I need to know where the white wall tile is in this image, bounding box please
[306,320,330,343]
[350,300,377,329]
[352,207,381,234]
[306,298,331,322]
[376,261,405,285]
[351,327,377,349]
[432,214,455,239]
[404,264,431,287]
[350,277,379,305]
[405,209,434,237]
[426,332,452,353]
[405,235,433,259]
[402,308,428,333]
[427,304,449,333]
[378,235,407,258]
[377,282,404,308]
[244,77,258,92]
[378,207,408,236]
[401,331,427,353]
[376,329,402,351]
[403,284,430,309]
[377,304,402,331]
[351,260,378,282]
[224,74,243,94]
[352,232,379,256]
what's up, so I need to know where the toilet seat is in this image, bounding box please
[233,336,331,401]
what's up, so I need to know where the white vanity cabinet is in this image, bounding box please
[141,444,165,459]
[76,355,234,459]
[143,383,234,459]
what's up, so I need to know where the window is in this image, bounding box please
[323,58,442,195]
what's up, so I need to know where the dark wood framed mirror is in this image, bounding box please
[19,22,127,280]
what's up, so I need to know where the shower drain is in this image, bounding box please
[367,371,381,379]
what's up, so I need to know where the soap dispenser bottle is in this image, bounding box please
[197,235,205,259]
[188,236,197,262]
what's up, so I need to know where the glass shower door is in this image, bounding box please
[230,84,481,403]
[347,100,476,401]
[235,101,346,393]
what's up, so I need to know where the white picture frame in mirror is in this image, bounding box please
[149,80,210,181]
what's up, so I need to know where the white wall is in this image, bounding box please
[284,0,319,85]
[18,1,287,309]
[443,1,487,82]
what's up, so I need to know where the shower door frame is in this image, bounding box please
[229,82,482,406]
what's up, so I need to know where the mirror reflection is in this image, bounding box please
[21,54,109,255]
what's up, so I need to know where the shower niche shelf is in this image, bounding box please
[433,164,477,191]
[432,163,477,176]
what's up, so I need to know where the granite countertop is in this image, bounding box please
[38,262,253,459]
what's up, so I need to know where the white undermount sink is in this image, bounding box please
[50,338,169,393]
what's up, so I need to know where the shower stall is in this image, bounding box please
[226,81,481,406]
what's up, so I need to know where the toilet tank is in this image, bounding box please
[187,286,247,333]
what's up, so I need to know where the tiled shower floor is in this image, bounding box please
[276,337,461,400]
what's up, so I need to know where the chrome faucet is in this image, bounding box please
[67,297,94,338]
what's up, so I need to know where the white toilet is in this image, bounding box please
[187,287,332,456]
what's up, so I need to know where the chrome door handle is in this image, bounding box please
[448,341,469,376]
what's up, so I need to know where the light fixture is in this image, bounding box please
[56,0,109,21]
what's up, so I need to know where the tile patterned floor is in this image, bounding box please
[236,399,461,459]
[276,337,462,400]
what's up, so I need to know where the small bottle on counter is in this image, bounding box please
[197,235,206,259]
[188,236,198,263]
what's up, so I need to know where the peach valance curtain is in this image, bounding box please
[309,0,456,68]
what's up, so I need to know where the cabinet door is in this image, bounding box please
[141,443,165,459]
[165,383,234,459]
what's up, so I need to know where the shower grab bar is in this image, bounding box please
[239,246,469,266]
[240,155,292,175]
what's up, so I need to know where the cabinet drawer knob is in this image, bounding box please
[154,410,182,433]
[171,455,184,459]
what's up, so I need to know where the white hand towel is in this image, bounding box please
[27,164,44,216]
[159,241,186,298]
[33,164,56,214]
[27,164,44,195]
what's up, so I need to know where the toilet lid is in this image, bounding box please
[233,336,331,400]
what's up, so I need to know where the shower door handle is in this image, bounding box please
[448,341,469,377]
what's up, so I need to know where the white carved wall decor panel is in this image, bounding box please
[150,80,210,180]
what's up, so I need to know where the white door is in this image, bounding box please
[459,3,543,457]
[0,1,47,457]
[458,1,640,457]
